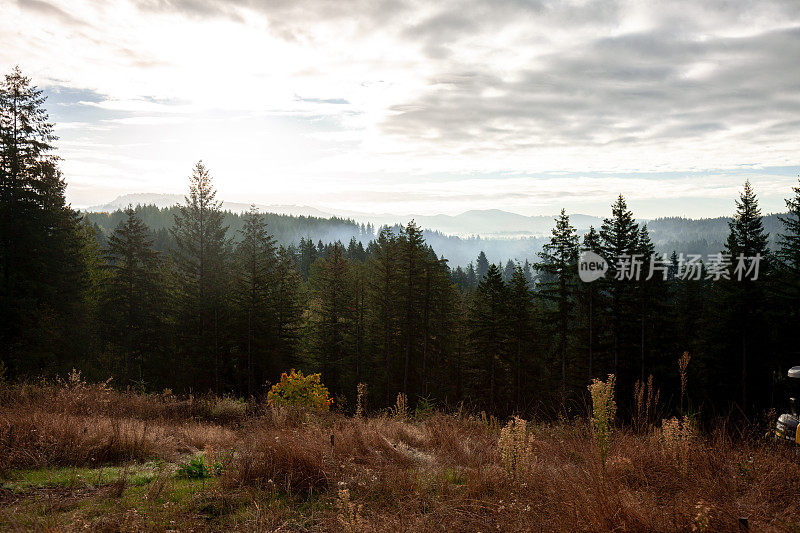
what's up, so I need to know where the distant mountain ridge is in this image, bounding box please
[83,193,788,262]
[351,209,603,238]
[85,193,334,219]
[84,193,604,238]
[82,196,790,267]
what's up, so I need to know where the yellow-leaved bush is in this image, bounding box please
[267,369,333,410]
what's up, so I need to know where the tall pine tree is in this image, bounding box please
[171,162,230,392]
[234,206,277,396]
[721,181,770,410]
[101,207,163,384]
[537,209,579,409]
[0,66,89,374]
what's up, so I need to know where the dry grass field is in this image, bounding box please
[0,375,798,532]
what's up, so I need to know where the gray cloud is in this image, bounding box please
[126,0,800,161]
[382,6,800,157]
[134,0,411,39]
[17,0,86,26]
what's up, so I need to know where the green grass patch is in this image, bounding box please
[0,465,220,530]
[1,462,163,492]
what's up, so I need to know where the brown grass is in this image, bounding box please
[1,378,799,531]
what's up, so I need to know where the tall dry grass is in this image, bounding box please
[1,374,799,531]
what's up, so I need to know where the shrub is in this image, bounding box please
[210,396,247,422]
[391,392,408,420]
[633,375,660,435]
[661,414,697,473]
[176,455,212,479]
[588,373,616,473]
[176,450,223,479]
[498,416,534,479]
[679,351,691,413]
[223,428,329,494]
[414,396,435,420]
[337,487,367,533]
[267,369,332,410]
[356,383,368,418]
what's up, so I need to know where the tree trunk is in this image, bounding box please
[422,270,430,397]
[588,293,593,380]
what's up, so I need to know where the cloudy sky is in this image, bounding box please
[2,0,799,217]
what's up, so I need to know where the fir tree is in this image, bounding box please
[270,246,303,381]
[537,209,579,408]
[476,251,490,281]
[171,162,230,392]
[722,180,770,409]
[508,265,533,410]
[234,206,277,396]
[778,178,800,272]
[307,243,356,395]
[399,221,427,397]
[502,259,516,283]
[466,262,478,288]
[367,227,399,404]
[469,263,508,409]
[0,66,88,374]
[580,226,602,380]
[599,195,640,386]
[101,207,163,383]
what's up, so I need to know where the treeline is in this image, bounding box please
[86,205,375,256]
[85,205,789,269]
[2,67,799,420]
[86,205,549,270]
[647,214,783,257]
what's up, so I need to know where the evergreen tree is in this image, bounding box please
[634,224,662,383]
[502,259,516,283]
[101,207,163,384]
[306,243,355,395]
[579,226,602,380]
[399,221,427,398]
[298,237,318,279]
[523,259,534,286]
[721,181,771,409]
[537,209,579,408]
[270,246,303,382]
[775,179,800,374]
[418,250,455,398]
[234,206,277,396]
[0,66,89,374]
[476,251,490,281]
[466,262,477,288]
[367,227,399,404]
[778,178,800,273]
[469,263,508,410]
[451,266,470,291]
[508,265,534,411]
[171,162,230,392]
[599,195,640,390]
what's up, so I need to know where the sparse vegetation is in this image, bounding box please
[1,376,799,531]
[498,416,534,479]
[390,392,408,420]
[588,373,617,473]
[267,369,333,411]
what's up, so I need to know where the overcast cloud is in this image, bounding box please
[1,0,799,216]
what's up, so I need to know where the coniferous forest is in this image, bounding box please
[2,65,799,423]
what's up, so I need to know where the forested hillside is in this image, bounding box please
[2,67,799,421]
[84,206,548,269]
[646,214,784,257]
[85,205,787,269]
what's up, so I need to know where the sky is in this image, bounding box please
[2,0,799,218]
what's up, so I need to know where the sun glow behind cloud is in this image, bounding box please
[2,0,799,216]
